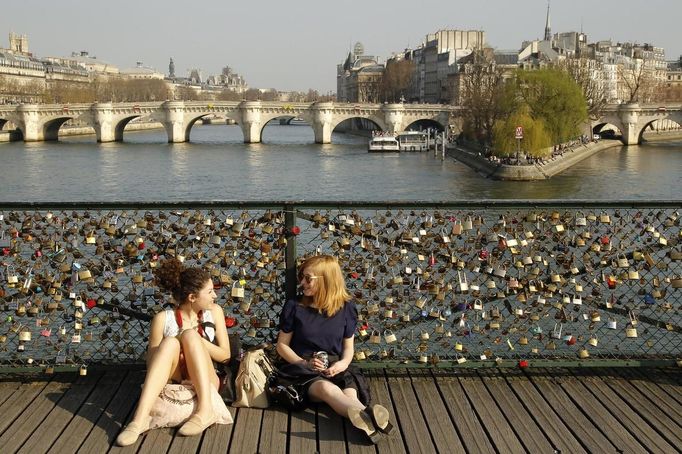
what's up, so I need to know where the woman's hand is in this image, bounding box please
[322,359,349,377]
[308,357,327,372]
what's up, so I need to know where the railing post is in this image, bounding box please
[284,203,298,302]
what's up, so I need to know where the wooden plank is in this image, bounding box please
[574,369,677,453]
[620,369,682,422]
[47,370,127,453]
[477,369,554,453]
[289,406,317,454]
[77,370,144,454]
[0,378,73,453]
[18,372,103,454]
[228,407,263,453]
[557,369,647,454]
[386,370,436,454]
[602,369,682,449]
[631,368,682,407]
[0,380,50,435]
[257,405,288,454]
[525,369,617,453]
[198,412,236,454]
[0,380,21,407]
[433,372,495,454]
[504,370,586,454]
[317,404,346,454]
[167,430,203,454]
[408,369,465,454]
[457,371,525,453]
[343,413,375,454]
[367,370,405,454]
[135,426,174,453]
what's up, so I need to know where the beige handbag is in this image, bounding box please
[232,347,274,408]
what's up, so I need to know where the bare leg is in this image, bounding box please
[130,336,181,426]
[308,380,365,418]
[179,329,218,420]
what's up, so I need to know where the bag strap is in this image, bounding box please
[175,309,205,338]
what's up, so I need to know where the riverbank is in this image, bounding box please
[446,139,623,180]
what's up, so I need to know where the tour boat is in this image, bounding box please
[368,136,400,152]
[396,131,428,152]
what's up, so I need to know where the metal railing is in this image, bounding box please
[0,201,680,372]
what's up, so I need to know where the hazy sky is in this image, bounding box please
[1,0,680,92]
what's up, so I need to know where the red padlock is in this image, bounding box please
[34,249,43,258]
[519,360,529,368]
[225,316,237,328]
[428,254,436,266]
[600,235,610,245]
[137,242,145,250]
[566,336,577,346]
[350,272,359,279]
[86,298,97,309]
[478,249,489,260]
[2,248,10,256]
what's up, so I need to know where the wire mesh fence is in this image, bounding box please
[0,201,680,371]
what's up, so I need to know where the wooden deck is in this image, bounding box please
[0,367,680,454]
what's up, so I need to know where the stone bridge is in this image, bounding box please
[595,103,682,145]
[0,101,458,144]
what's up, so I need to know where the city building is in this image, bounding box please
[336,42,384,103]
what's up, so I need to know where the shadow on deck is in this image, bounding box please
[0,367,680,454]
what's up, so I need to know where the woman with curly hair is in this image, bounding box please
[276,254,394,444]
[116,258,232,446]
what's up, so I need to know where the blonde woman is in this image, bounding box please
[276,255,394,444]
[116,259,232,446]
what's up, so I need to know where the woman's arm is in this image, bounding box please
[145,311,167,367]
[200,304,231,363]
[322,336,354,377]
[276,331,311,367]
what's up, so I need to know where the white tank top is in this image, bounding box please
[163,307,216,342]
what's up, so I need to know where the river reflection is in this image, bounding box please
[0,124,680,202]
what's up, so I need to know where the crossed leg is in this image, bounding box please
[308,379,364,418]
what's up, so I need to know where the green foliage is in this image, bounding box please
[492,107,552,157]
[514,68,588,144]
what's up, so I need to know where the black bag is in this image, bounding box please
[217,333,241,403]
[266,374,307,411]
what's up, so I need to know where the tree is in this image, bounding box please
[515,68,588,144]
[555,57,607,119]
[380,58,414,102]
[492,106,552,157]
[458,49,517,144]
[619,57,660,103]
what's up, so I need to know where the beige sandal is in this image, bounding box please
[116,420,150,447]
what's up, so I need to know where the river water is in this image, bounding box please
[0,124,680,202]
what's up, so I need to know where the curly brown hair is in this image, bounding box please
[154,258,211,304]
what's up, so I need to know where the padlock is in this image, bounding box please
[579,348,589,359]
[79,364,87,376]
[384,330,397,344]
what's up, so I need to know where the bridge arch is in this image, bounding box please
[114,116,142,142]
[330,115,386,134]
[404,119,445,132]
[43,117,76,141]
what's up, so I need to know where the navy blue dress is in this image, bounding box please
[277,298,370,406]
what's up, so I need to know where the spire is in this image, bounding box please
[544,1,552,42]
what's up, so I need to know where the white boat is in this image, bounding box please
[396,131,428,152]
[368,136,400,152]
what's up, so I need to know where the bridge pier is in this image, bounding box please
[92,102,116,143]
[619,103,641,145]
[239,101,263,143]
[312,102,334,144]
[16,104,43,142]
[162,100,187,143]
[381,103,405,134]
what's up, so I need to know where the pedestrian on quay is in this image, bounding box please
[116,259,233,446]
[275,254,394,444]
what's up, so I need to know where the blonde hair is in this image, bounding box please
[299,255,350,317]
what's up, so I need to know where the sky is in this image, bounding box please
[1,0,680,93]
